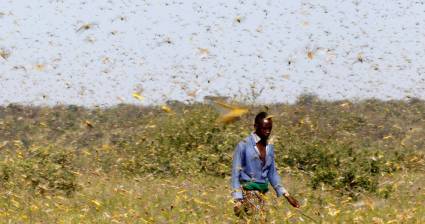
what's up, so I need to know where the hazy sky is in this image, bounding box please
[1,0,425,106]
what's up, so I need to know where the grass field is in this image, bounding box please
[0,96,424,223]
[0,172,423,223]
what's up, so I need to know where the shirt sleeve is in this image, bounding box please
[267,148,288,197]
[231,142,244,200]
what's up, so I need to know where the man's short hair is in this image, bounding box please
[255,112,269,125]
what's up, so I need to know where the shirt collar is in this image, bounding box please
[251,132,271,160]
[252,132,262,144]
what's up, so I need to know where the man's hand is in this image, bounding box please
[233,199,244,216]
[284,193,300,208]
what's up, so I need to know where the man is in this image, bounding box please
[231,112,300,220]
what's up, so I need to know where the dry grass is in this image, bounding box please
[0,171,423,223]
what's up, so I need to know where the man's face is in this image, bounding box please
[255,118,273,140]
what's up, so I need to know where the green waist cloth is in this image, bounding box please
[241,180,269,193]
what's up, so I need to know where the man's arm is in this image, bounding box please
[267,147,300,208]
[231,143,244,200]
[267,149,288,197]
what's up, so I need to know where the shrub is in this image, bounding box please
[114,105,248,177]
[277,138,401,196]
[0,146,78,196]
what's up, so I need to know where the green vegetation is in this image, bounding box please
[0,96,424,223]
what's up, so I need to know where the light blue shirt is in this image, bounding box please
[231,132,288,200]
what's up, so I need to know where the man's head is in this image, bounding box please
[254,112,272,141]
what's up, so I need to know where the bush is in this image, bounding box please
[277,138,401,195]
[0,146,78,196]
[114,105,248,177]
